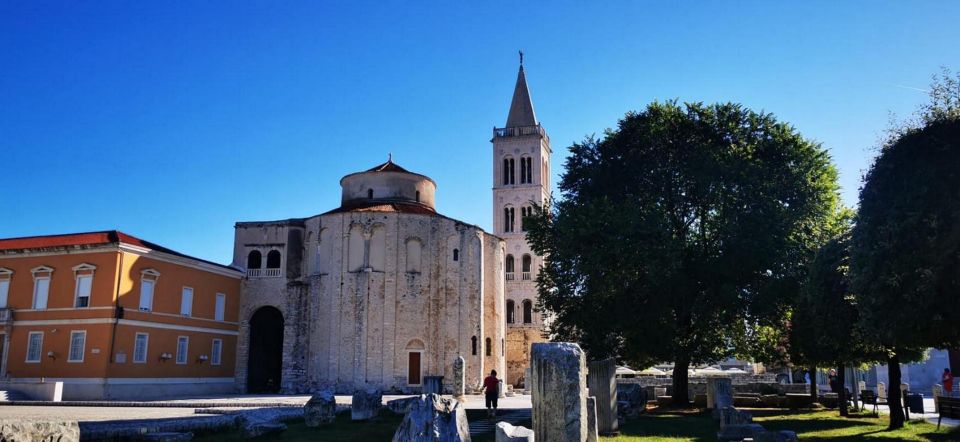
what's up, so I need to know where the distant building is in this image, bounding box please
[233,160,506,394]
[0,231,242,400]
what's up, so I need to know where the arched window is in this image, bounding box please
[247,250,262,269]
[521,206,533,231]
[503,206,515,232]
[453,248,459,261]
[522,254,532,280]
[520,156,533,184]
[523,299,533,324]
[266,250,282,269]
[505,255,515,281]
[406,239,422,273]
[367,189,374,199]
[471,336,478,355]
[503,157,515,185]
[415,191,420,203]
[485,337,492,356]
[506,300,515,324]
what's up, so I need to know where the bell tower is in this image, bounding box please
[492,53,550,386]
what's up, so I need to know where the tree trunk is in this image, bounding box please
[672,356,690,408]
[888,353,905,429]
[837,362,848,417]
[809,365,818,402]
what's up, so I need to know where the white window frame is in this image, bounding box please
[211,338,222,365]
[180,287,193,317]
[68,330,86,363]
[133,332,149,364]
[176,336,189,364]
[139,269,160,312]
[0,269,11,308]
[31,266,54,310]
[214,293,225,321]
[74,274,93,308]
[26,331,43,363]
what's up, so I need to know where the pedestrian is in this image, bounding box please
[828,369,840,393]
[483,369,500,418]
[944,368,954,396]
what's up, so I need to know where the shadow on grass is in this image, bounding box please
[610,412,716,442]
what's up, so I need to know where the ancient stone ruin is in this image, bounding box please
[304,389,337,427]
[495,422,534,442]
[531,342,587,442]
[391,394,471,442]
[586,357,619,434]
[352,387,383,421]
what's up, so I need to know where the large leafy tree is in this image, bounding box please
[851,72,960,428]
[527,101,843,406]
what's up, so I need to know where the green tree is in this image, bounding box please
[526,101,843,406]
[851,69,960,429]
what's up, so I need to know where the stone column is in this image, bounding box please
[453,356,466,399]
[587,357,618,435]
[499,379,506,398]
[586,396,599,442]
[933,384,942,412]
[531,342,587,442]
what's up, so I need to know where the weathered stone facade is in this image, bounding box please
[233,161,505,394]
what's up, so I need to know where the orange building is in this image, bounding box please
[0,231,242,400]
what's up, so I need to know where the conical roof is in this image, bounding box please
[505,65,538,128]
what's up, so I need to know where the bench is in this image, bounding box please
[938,396,960,430]
[860,389,887,413]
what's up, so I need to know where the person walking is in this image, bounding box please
[944,368,954,396]
[483,369,500,418]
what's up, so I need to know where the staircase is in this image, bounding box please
[468,408,532,436]
[0,390,31,401]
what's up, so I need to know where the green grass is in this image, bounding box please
[191,408,960,441]
[604,409,960,442]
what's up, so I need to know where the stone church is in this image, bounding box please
[232,60,548,394]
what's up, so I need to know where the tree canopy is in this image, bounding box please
[526,100,844,404]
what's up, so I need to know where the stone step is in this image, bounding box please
[0,390,31,401]
[467,409,532,436]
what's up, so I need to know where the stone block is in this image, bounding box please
[531,342,587,442]
[387,396,421,415]
[495,422,534,442]
[586,396,598,442]
[785,393,813,409]
[706,377,732,410]
[391,394,470,442]
[424,376,444,395]
[304,390,336,426]
[242,422,287,439]
[586,358,618,435]
[718,406,752,429]
[352,387,383,421]
[238,408,289,439]
[0,420,80,442]
[716,423,765,441]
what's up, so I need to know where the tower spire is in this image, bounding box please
[505,52,537,128]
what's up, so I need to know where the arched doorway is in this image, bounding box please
[247,306,284,393]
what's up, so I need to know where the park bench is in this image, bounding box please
[937,396,960,430]
[860,389,886,413]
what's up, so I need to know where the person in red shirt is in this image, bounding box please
[944,368,954,396]
[483,370,500,418]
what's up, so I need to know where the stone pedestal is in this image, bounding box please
[531,342,587,442]
[453,356,466,398]
[352,388,383,421]
[586,396,599,442]
[304,390,336,426]
[707,377,733,410]
[586,357,618,435]
[499,379,506,398]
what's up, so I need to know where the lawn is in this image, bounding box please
[606,409,960,442]
[191,408,959,441]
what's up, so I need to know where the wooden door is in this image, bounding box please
[408,352,421,385]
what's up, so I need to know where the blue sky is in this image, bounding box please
[2,1,957,264]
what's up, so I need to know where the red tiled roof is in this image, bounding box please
[366,159,411,173]
[0,230,239,273]
[323,201,437,215]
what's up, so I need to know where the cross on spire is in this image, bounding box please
[519,50,524,66]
